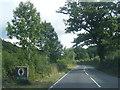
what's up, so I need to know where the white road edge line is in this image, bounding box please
[48,69,73,90]
[90,77,101,88]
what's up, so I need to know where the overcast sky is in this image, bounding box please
[0,0,78,48]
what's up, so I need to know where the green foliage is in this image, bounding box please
[77,56,100,67]
[6,1,43,66]
[16,49,28,66]
[56,48,76,71]
[57,59,67,71]
[2,40,60,83]
[2,40,63,85]
[3,2,65,87]
[2,40,18,53]
[91,56,100,66]
[74,46,90,60]
[40,22,63,63]
[87,46,97,58]
[2,68,8,81]
[2,51,18,79]
[102,50,119,69]
[4,1,64,83]
[58,2,119,63]
[6,1,42,47]
[57,1,119,77]
[96,50,119,77]
[33,53,50,77]
[6,1,63,64]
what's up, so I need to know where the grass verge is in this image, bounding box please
[3,64,76,88]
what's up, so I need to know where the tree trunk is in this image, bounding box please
[97,45,105,65]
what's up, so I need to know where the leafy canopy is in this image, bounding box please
[58,2,118,46]
[6,1,42,49]
[58,2,119,61]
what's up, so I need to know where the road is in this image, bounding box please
[49,65,119,89]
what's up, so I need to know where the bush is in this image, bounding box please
[100,50,119,75]
[33,53,52,77]
[57,59,67,71]
[91,56,100,66]
[77,56,100,66]
[2,51,18,79]
[2,68,8,82]
[49,64,58,75]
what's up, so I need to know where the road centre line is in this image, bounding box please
[48,68,74,90]
[49,66,101,89]
[84,66,86,72]
[84,66,86,70]
[85,71,89,75]
[84,66,88,75]
[90,77,101,88]
[84,66,101,88]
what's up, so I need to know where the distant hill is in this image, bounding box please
[2,39,19,53]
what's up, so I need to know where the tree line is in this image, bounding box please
[2,1,76,85]
[58,1,120,76]
[2,1,120,87]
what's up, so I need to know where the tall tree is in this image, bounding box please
[6,1,42,64]
[58,2,118,64]
[74,46,89,60]
[116,1,120,49]
[39,22,63,63]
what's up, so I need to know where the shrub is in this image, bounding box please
[49,64,58,75]
[2,68,8,82]
[57,59,67,71]
[33,53,52,77]
[2,51,18,79]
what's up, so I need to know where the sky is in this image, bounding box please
[1,0,112,48]
[0,0,78,48]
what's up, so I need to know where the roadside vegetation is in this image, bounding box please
[58,1,120,77]
[2,38,76,88]
[74,46,119,77]
[2,1,120,89]
[2,1,76,88]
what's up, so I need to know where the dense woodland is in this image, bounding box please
[2,1,120,87]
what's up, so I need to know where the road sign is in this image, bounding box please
[16,66,28,77]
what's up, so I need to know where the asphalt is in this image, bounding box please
[49,65,120,88]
